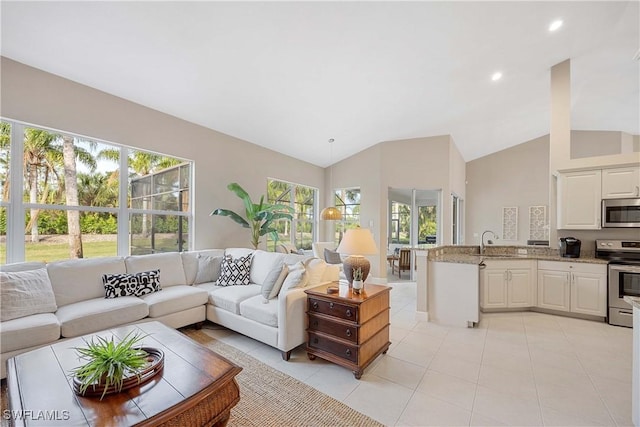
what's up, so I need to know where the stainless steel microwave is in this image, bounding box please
[602,198,640,228]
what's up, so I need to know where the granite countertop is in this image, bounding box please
[624,296,640,309]
[428,249,608,266]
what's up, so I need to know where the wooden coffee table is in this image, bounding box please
[6,321,242,427]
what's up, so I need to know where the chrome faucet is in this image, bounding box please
[480,230,499,255]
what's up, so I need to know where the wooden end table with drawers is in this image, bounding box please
[305,282,391,379]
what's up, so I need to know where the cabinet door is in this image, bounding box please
[558,170,602,229]
[570,271,607,316]
[483,270,508,309]
[602,167,640,199]
[537,270,570,312]
[508,269,532,308]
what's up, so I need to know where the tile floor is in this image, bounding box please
[201,280,634,426]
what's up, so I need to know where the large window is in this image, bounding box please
[390,201,410,244]
[267,179,317,251]
[0,119,192,264]
[334,188,360,245]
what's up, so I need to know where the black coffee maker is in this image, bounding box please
[559,237,581,258]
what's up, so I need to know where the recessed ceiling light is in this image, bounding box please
[549,20,563,32]
[491,72,503,82]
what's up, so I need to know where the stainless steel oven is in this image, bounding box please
[602,198,640,228]
[597,239,640,327]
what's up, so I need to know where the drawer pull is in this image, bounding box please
[313,320,318,327]
[313,338,318,344]
[345,329,352,337]
[346,309,352,317]
[345,349,352,356]
[329,302,335,309]
[312,302,319,310]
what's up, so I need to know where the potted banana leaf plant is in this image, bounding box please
[210,183,294,249]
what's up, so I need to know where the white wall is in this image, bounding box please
[1,57,325,250]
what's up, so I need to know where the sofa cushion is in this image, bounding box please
[0,261,47,273]
[194,256,223,285]
[208,284,261,314]
[55,296,149,338]
[250,250,285,285]
[225,248,254,259]
[324,248,342,264]
[48,257,126,307]
[125,252,186,288]
[1,268,58,321]
[239,295,278,328]
[0,313,60,353]
[216,254,252,286]
[103,270,161,298]
[140,285,208,318]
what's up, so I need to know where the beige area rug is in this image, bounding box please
[1,329,383,427]
[183,328,384,427]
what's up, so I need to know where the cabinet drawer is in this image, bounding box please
[308,314,358,343]
[308,332,358,363]
[308,298,358,321]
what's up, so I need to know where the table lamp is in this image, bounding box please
[336,227,378,285]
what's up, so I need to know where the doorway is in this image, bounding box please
[387,188,441,280]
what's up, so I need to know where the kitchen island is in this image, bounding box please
[624,296,639,427]
[418,245,608,328]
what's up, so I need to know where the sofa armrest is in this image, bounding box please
[277,282,330,352]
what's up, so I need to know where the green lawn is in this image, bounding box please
[25,241,118,263]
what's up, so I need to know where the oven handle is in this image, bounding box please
[609,264,640,273]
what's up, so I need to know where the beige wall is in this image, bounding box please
[571,130,639,159]
[1,57,324,250]
[330,135,465,280]
[465,135,550,246]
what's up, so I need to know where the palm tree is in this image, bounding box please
[62,136,96,258]
[23,128,63,242]
[0,122,10,202]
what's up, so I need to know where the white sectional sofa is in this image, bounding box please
[0,248,339,378]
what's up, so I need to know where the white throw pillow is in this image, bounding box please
[281,261,308,291]
[194,255,223,284]
[262,264,288,302]
[1,268,58,321]
[304,258,327,287]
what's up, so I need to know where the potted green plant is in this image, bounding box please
[352,267,364,294]
[210,182,294,249]
[70,331,152,400]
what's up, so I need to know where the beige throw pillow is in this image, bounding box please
[262,264,288,302]
[281,261,307,291]
[1,268,58,321]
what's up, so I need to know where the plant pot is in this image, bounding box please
[352,280,363,294]
[72,347,164,398]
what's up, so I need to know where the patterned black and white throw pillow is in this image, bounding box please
[103,270,161,298]
[216,254,252,286]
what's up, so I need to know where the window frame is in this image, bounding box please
[267,178,318,251]
[1,118,194,263]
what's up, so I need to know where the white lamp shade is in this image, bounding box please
[336,228,378,255]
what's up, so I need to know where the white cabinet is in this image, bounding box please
[558,170,602,229]
[602,166,640,198]
[537,261,607,317]
[481,260,535,310]
[537,270,571,312]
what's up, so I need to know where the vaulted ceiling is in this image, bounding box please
[1,1,638,167]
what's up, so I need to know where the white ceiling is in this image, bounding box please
[1,1,638,167]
